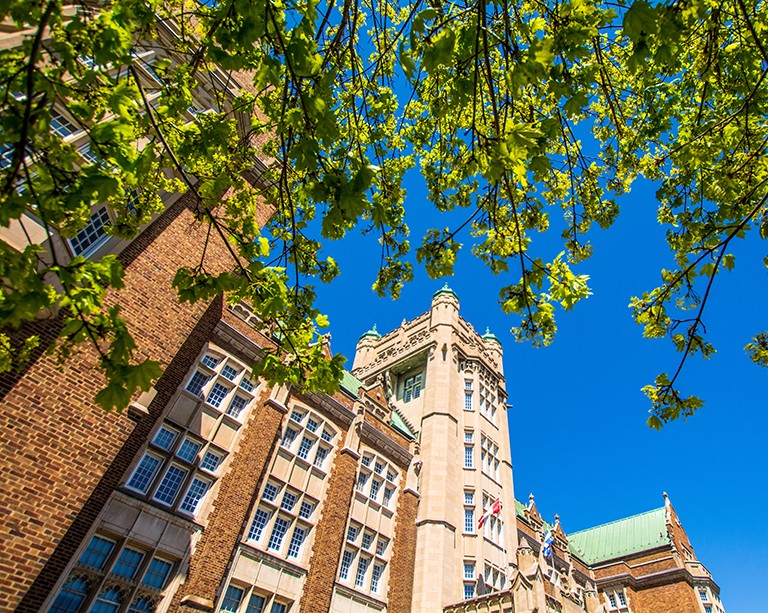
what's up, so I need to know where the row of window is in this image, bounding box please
[50,535,173,613]
[356,452,398,509]
[339,548,386,596]
[220,585,288,613]
[186,353,258,421]
[281,408,335,469]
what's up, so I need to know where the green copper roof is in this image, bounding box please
[482,327,500,342]
[339,371,416,440]
[391,409,416,439]
[433,283,458,300]
[568,507,669,564]
[359,324,381,340]
[340,370,363,397]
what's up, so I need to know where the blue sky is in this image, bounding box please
[312,175,767,613]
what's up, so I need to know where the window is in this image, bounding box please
[186,371,209,397]
[362,532,374,550]
[221,585,244,612]
[356,472,369,493]
[297,437,314,460]
[464,445,474,469]
[263,482,279,502]
[267,517,289,551]
[280,491,297,511]
[347,525,359,543]
[464,430,474,443]
[79,536,115,569]
[112,547,144,579]
[207,382,231,408]
[403,373,423,402]
[376,538,388,556]
[465,393,473,411]
[92,587,121,612]
[248,509,271,542]
[152,426,178,451]
[287,527,306,558]
[704,607,712,613]
[153,465,188,505]
[51,535,177,613]
[240,377,255,392]
[340,550,355,580]
[142,557,172,589]
[177,438,202,462]
[282,427,298,449]
[465,491,474,505]
[382,486,394,508]
[227,395,250,419]
[306,418,318,432]
[78,142,98,163]
[371,564,383,593]
[370,479,381,502]
[313,446,329,469]
[222,364,239,380]
[699,589,708,602]
[246,595,266,613]
[50,109,78,138]
[201,450,223,473]
[201,354,220,369]
[464,562,475,580]
[299,501,314,520]
[69,206,110,256]
[464,508,474,533]
[126,453,161,493]
[290,410,304,424]
[464,583,475,600]
[355,556,369,587]
[179,477,210,514]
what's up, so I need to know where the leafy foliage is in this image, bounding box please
[0,0,766,423]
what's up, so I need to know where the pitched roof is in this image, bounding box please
[340,370,363,396]
[339,370,416,439]
[567,507,670,564]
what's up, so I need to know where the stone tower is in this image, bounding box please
[352,285,518,612]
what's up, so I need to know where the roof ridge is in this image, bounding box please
[569,506,666,536]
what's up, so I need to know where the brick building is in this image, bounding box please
[1,8,725,613]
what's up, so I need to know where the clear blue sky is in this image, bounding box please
[311,174,766,613]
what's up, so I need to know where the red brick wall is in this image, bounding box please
[386,487,418,612]
[298,442,357,613]
[0,193,237,611]
[171,388,282,611]
[631,581,701,613]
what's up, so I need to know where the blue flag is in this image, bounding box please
[543,529,554,558]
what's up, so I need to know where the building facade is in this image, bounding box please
[1,8,725,613]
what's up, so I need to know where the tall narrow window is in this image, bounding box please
[69,206,110,256]
[403,373,423,402]
[221,586,244,612]
[340,550,355,580]
[464,445,474,469]
[153,465,188,505]
[126,454,161,493]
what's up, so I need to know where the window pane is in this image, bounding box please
[245,595,266,613]
[297,437,313,460]
[221,585,244,612]
[142,557,173,589]
[270,604,286,613]
[152,426,177,451]
[153,465,188,505]
[339,550,354,580]
[201,354,220,368]
[50,576,90,613]
[69,207,110,256]
[127,597,153,613]
[355,557,369,587]
[263,482,279,502]
[206,382,230,408]
[267,517,289,551]
[287,526,306,558]
[186,371,209,397]
[112,547,144,579]
[248,509,271,542]
[179,478,210,514]
[281,428,298,449]
[176,438,201,462]
[79,536,115,569]
[127,454,161,493]
[299,501,314,520]
[200,450,222,472]
[227,395,249,418]
[280,491,296,511]
[222,364,239,380]
[313,446,329,468]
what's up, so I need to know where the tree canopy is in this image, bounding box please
[1,0,766,426]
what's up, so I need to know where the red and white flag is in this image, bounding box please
[477,497,502,530]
